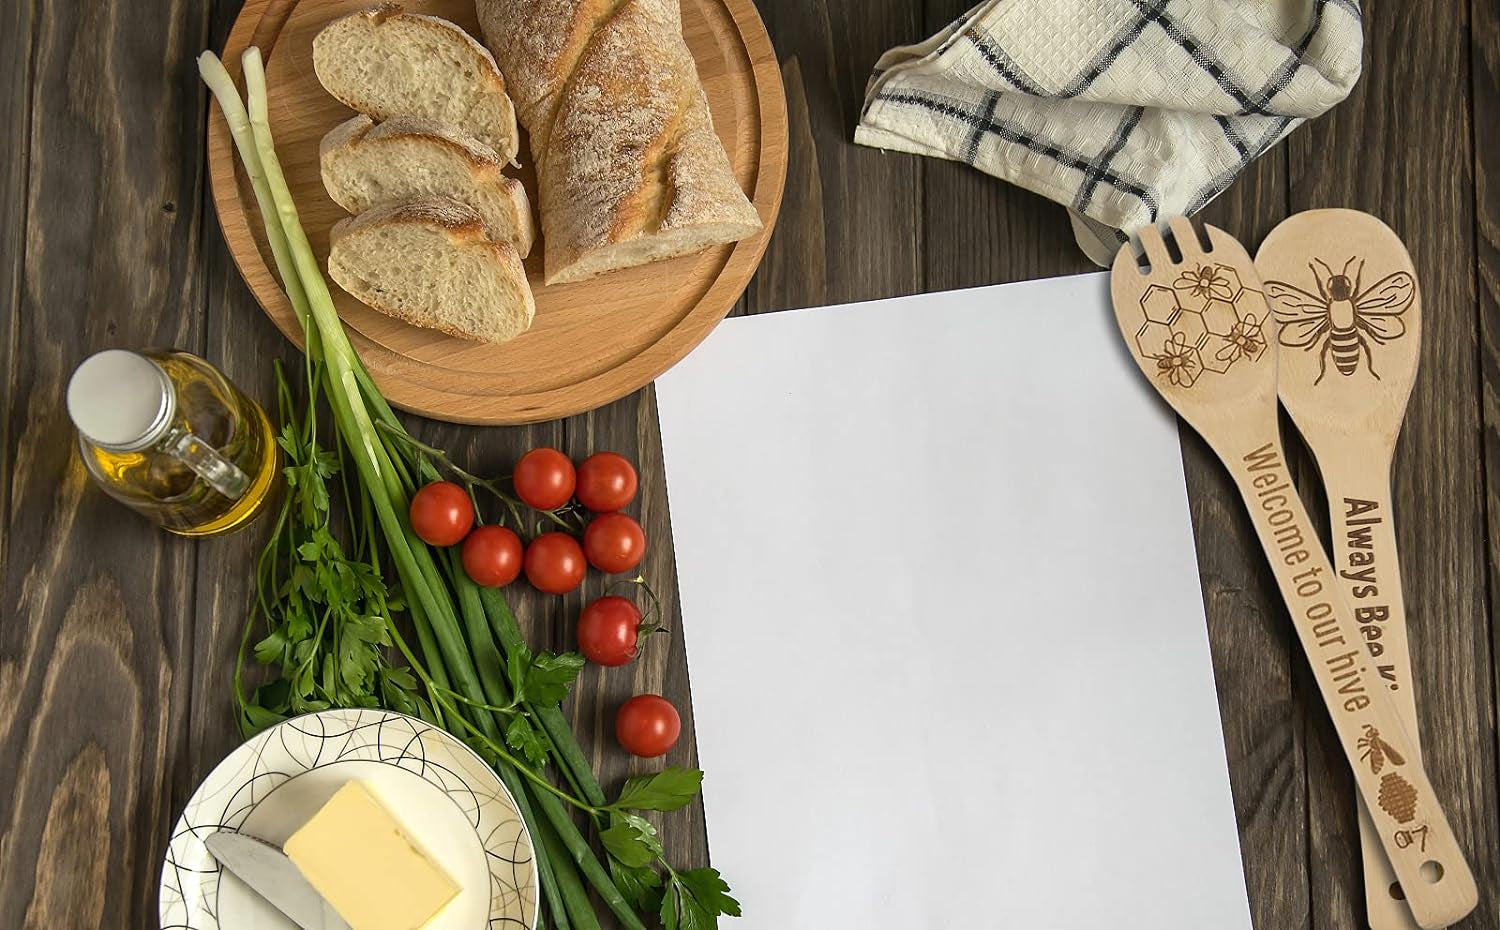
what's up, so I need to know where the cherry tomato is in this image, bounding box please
[462,525,524,587]
[409,481,474,547]
[616,694,681,758]
[577,596,643,666]
[583,513,646,573]
[576,452,638,512]
[524,532,587,594]
[513,448,576,511]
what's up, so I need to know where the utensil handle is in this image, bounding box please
[1320,459,1430,929]
[1227,435,1476,930]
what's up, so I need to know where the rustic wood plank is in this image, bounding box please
[1471,0,1500,918]
[745,0,925,310]
[1288,1,1499,927]
[0,0,213,927]
[184,0,302,789]
[559,391,707,883]
[0,0,31,591]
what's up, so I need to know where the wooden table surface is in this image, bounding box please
[1,0,1496,927]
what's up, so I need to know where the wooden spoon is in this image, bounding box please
[1257,209,1427,930]
[1108,217,1477,930]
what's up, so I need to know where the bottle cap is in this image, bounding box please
[67,350,176,452]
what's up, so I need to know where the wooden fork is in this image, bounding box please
[1108,217,1476,930]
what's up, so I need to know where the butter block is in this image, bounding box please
[284,780,460,930]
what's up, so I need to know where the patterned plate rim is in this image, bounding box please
[158,708,538,930]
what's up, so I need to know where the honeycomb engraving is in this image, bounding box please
[1132,264,1268,387]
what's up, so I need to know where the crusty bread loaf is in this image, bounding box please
[476,0,761,285]
[320,115,536,256]
[328,198,535,344]
[313,4,520,164]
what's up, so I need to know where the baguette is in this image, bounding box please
[328,198,535,344]
[320,115,536,256]
[476,0,761,284]
[313,4,520,163]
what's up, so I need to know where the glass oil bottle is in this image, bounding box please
[66,349,280,536]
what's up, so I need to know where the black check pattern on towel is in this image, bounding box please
[855,0,1363,263]
[891,87,1161,217]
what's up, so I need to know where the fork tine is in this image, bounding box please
[1135,223,1172,272]
[1201,224,1252,263]
[1166,216,1202,259]
[1111,238,1143,279]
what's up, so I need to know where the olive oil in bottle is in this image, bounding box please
[66,349,280,536]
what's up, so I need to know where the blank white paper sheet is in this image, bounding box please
[654,273,1253,930]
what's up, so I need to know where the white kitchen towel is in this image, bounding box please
[855,0,1363,264]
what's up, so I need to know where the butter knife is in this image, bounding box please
[205,831,352,930]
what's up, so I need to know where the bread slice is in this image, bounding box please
[320,115,536,256]
[313,4,520,164]
[328,198,535,344]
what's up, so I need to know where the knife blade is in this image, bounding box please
[205,831,352,930]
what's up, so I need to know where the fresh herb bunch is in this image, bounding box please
[202,48,739,930]
[237,362,427,729]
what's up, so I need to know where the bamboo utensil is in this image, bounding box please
[1108,217,1477,930]
[1257,209,1426,930]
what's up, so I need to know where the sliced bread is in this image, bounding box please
[320,115,536,256]
[328,198,535,344]
[313,4,520,164]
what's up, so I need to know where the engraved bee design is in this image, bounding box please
[1265,257,1415,384]
[1358,724,1406,775]
[1215,315,1265,364]
[1155,333,1203,387]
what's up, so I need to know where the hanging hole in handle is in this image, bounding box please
[1419,860,1444,884]
[1388,880,1405,900]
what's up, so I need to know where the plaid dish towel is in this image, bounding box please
[855,0,1363,264]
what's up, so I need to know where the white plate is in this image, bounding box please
[160,709,538,930]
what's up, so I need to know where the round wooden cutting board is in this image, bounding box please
[208,0,787,424]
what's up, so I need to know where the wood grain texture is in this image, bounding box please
[746,0,924,309]
[1,0,1498,928]
[1288,2,1500,927]
[1475,8,1500,923]
[0,1,213,927]
[209,0,788,425]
